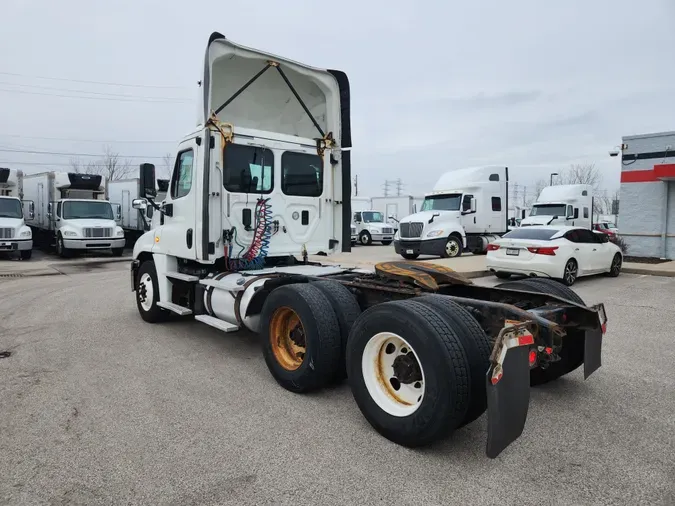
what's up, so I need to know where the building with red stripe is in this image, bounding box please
[619,131,675,259]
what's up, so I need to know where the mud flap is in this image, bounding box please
[584,328,602,379]
[485,345,531,459]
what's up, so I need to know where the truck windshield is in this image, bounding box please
[530,204,567,217]
[0,198,22,218]
[63,201,113,220]
[421,194,461,211]
[361,211,384,223]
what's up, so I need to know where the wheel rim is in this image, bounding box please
[362,332,425,417]
[57,238,62,254]
[137,272,154,312]
[446,239,459,257]
[269,307,306,371]
[565,261,577,284]
[361,234,370,245]
[612,255,622,274]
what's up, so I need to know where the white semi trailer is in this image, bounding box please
[0,168,33,259]
[128,32,608,459]
[23,171,126,257]
[394,166,510,259]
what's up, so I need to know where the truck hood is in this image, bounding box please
[362,222,393,231]
[520,215,558,226]
[400,210,461,224]
[0,217,24,228]
[200,33,347,145]
[62,219,116,228]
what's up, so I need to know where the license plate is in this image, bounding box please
[406,249,414,254]
[506,248,519,256]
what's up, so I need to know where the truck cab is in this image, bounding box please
[521,184,593,229]
[394,166,508,259]
[352,210,394,245]
[0,168,33,259]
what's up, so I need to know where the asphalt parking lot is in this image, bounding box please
[1,258,674,505]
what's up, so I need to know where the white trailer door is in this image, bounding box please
[386,203,398,227]
[122,190,132,229]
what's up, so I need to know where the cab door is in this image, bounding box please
[160,140,199,259]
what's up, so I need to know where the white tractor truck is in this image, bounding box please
[129,32,608,458]
[394,166,510,259]
[0,168,33,259]
[352,210,395,245]
[23,171,126,257]
[520,184,593,229]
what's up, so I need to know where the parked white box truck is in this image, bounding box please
[0,168,33,259]
[520,184,593,229]
[394,166,509,259]
[370,195,420,232]
[23,171,126,257]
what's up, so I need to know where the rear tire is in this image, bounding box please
[561,259,578,286]
[416,295,491,426]
[260,284,342,393]
[496,278,585,385]
[20,250,32,260]
[111,247,124,257]
[135,261,168,323]
[607,253,622,277]
[312,280,362,381]
[346,299,470,447]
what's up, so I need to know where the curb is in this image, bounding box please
[622,267,675,277]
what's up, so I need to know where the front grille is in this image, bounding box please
[381,227,394,234]
[83,227,112,238]
[400,222,423,238]
[0,228,13,239]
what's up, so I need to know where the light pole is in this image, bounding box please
[550,172,558,186]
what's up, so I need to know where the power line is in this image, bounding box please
[0,70,190,89]
[0,147,164,159]
[0,133,175,144]
[0,81,191,101]
[0,161,95,167]
[0,87,192,104]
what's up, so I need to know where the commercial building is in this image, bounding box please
[619,131,675,259]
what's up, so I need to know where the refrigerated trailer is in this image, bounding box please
[23,171,125,257]
[108,176,170,242]
[0,168,33,259]
[370,195,420,232]
[129,32,608,458]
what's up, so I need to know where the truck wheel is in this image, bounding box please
[260,284,342,393]
[135,261,168,323]
[20,250,32,260]
[111,248,124,257]
[56,234,71,258]
[359,231,372,246]
[496,278,585,385]
[400,252,419,260]
[346,299,470,447]
[312,280,362,381]
[441,235,462,258]
[416,295,491,427]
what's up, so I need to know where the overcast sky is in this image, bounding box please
[2,0,674,201]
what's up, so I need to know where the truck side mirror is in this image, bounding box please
[47,202,53,221]
[132,198,148,211]
[140,163,157,198]
[22,200,35,220]
[470,198,476,213]
[111,203,122,222]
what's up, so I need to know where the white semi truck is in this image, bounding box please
[128,32,608,459]
[520,184,593,229]
[394,166,510,259]
[108,173,170,242]
[0,168,33,259]
[23,171,126,257]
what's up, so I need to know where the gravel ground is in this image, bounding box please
[0,263,673,506]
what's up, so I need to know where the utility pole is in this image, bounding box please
[522,186,527,207]
[353,174,358,196]
[395,178,404,196]
[382,180,391,197]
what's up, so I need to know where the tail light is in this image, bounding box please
[487,244,500,251]
[527,246,558,256]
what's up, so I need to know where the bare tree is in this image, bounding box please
[525,178,548,206]
[68,146,133,181]
[159,152,173,179]
[558,163,605,216]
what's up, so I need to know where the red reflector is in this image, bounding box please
[601,322,607,334]
[491,371,503,385]
[518,334,534,346]
[527,246,558,256]
[487,244,500,251]
[528,349,537,366]
[544,347,553,355]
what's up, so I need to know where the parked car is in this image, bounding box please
[593,222,618,236]
[486,226,622,286]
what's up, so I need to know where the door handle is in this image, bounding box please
[593,248,597,251]
[575,248,579,251]
[186,228,193,249]
[473,217,476,224]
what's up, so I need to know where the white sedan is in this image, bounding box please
[486,226,623,286]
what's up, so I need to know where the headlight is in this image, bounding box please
[20,230,31,237]
[116,230,124,237]
[63,230,77,237]
[426,230,444,238]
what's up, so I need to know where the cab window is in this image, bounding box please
[282,151,323,197]
[223,144,274,194]
[171,150,194,199]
